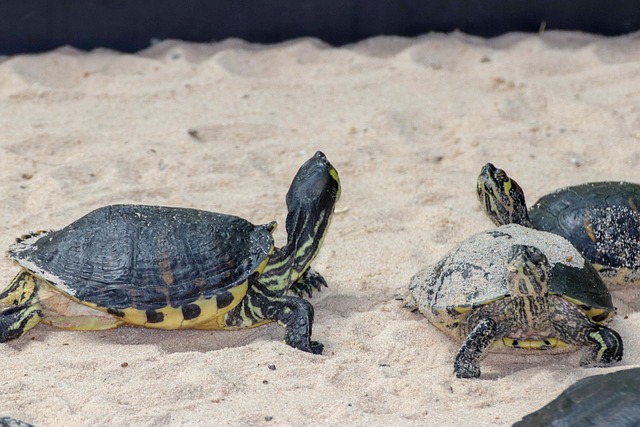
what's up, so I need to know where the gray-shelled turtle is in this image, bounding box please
[515,367,640,427]
[477,163,640,285]
[406,224,623,378]
[0,151,340,354]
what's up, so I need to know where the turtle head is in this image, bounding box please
[284,151,340,267]
[285,151,341,217]
[476,163,531,227]
[260,151,340,291]
[505,245,551,298]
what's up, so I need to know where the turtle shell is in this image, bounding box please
[9,205,274,326]
[515,367,640,426]
[529,181,640,281]
[408,224,614,341]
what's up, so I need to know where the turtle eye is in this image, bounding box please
[495,169,507,181]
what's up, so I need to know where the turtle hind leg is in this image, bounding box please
[224,285,323,354]
[580,326,623,366]
[550,298,623,366]
[0,270,42,342]
[454,318,498,379]
[288,269,328,298]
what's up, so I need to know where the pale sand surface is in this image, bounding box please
[1,31,640,426]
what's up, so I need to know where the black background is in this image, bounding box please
[1,1,639,55]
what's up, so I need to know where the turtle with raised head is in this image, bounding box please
[477,162,640,285]
[0,151,340,354]
[406,224,623,378]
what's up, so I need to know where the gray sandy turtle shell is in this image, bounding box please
[9,204,274,319]
[407,224,614,349]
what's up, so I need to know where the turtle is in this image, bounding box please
[477,162,640,286]
[515,367,640,426]
[406,224,623,379]
[0,151,340,354]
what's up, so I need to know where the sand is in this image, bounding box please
[1,31,639,426]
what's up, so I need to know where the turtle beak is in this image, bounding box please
[314,151,328,162]
[481,163,508,183]
[481,162,497,176]
[479,162,511,190]
[264,221,278,234]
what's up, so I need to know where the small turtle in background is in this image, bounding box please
[515,367,640,427]
[477,163,640,286]
[0,151,340,354]
[406,224,623,379]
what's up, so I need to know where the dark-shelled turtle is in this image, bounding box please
[477,163,640,285]
[0,151,340,354]
[406,224,623,378]
[515,367,640,427]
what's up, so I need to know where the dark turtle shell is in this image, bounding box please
[9,205,274,312]
[529,182,640,273]
[515,367,640,426]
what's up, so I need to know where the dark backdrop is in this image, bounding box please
[1,0,639,55]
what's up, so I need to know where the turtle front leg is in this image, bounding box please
[454,318,497,379]
[288,269,328,298]
[270,296,323,354]
[0,270,43,342]
[224,285,323,354]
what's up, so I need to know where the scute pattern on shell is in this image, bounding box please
[9,205,274,311]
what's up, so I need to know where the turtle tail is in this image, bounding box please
[0,270,43,342]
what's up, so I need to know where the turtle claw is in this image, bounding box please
[285,338,324,355]
[455,363,481,379]
[277,297,325,354]
[289,269,328,298]
[309,340,324,355]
